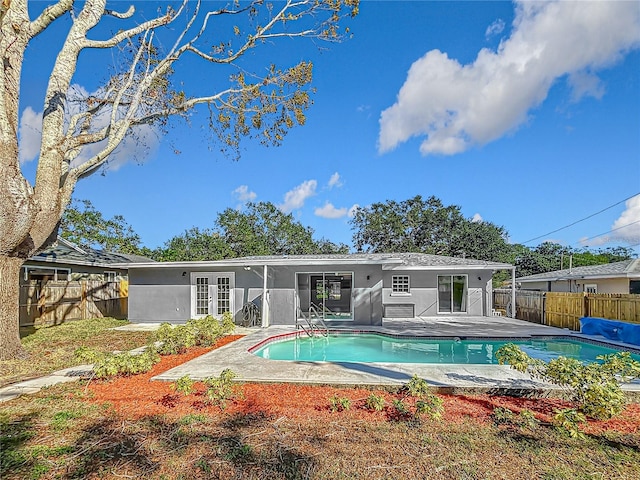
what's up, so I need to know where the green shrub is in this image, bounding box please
[553,408,587,438]
[491,407,515,425]
[171,375,195,396]
[329,395,351,412]
[186,312,235,346]
[496,344,640,420]
[365,393,386,411]
[491,407,539,431]
[392,399,410,417]
[154,314,236,354]
[204,369,239,409]
[414,394,444,421]
[404,374,431,398]
[153,323,197,355]
[75,346,160,378]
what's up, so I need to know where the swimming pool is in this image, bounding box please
[250,333,640,365]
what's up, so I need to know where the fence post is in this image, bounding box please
[81,281,87,319]
[583,292,588,320]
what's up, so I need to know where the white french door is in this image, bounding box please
[191,272,235,318]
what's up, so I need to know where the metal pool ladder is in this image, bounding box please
[296,306,329,337]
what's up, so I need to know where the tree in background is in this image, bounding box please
[154,202,348,261]
[512,242,634,278]
[350,195,510,262]
[0,0,359,359]
[60,199,142,254]
[216,202,348,257]
[153,227,233,262]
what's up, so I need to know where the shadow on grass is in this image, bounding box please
[0,413,38,477]
[60,410,320,479]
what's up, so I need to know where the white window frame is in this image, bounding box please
[190,272,235,318]
[584,284,598,294]
[23,266,71,282]
[391,275,411,295]
[104,271,117,282]
[437,274,469,314]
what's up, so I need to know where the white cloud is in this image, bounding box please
[581,195,640,247]
[315,202,348,219]
[18,107,43,164]
[18,84,160,171]
[279,180,317,213]
[233,185,257,203]
[608,195,640,245]
[378,1,640,156]
[348,204,360,218]
[328,172,342,189]
[471,213,483,223]
[485,19,505,39]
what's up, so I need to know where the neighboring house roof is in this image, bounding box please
[119,252,513,271]
[26,237,154,269]
[517,259,640,283]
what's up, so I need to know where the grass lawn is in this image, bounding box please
[1,319,639,479]
[0,318,153,387]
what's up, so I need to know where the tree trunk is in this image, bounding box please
[0,255,27,360]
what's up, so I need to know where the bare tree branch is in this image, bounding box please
[29,0,73,37]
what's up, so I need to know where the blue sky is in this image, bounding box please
[18,1,640,254]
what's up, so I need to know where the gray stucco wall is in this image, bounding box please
[381,270,492,317]
[128,263,495,324]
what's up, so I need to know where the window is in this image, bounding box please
[438,275,467,313]
[392,275,410,294]
[104,271,117,282]
[195,277,209,315]
[585,284,597,294]
[216,276,231,315]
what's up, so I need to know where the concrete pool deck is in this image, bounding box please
[152,316,640,396]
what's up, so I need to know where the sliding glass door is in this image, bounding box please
[438,275,467,313]
[296,272,353,320]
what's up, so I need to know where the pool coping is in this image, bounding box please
[151,318,640,398]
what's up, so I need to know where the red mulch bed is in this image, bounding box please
[85,336,640,435]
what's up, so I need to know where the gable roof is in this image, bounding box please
[27,238,154,268]
[120,252,513,271]
[517,259,640,282]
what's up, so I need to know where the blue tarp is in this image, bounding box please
[579,317,640,347]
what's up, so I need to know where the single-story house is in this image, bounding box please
[23,237,152,283]
[123,253,515,327]
[516,259,640,294]
[20,237,153,327]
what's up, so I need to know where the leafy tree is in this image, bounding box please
[216,202,348,257]
[0,0,359,359]
[512,243,634,278]
[60,199,142,254]
[153,227,233,262]
[350,195,510,261]
[155,202,348,260]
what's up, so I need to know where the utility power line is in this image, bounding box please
[576,219,640,245]
[520,192,639,245]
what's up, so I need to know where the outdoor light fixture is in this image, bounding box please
[244,266,251,271]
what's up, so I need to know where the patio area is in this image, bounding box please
[151,316,640,395]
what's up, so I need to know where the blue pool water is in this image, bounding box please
[251,334,640,365]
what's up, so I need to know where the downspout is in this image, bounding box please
[511,266,516,318]
[261,264,269,328]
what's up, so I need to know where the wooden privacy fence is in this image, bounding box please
[19,280,128,327]
[493,290,640,331]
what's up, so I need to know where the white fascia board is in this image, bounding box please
[382,264,512,271]
[120,258,403,270]
[26,257,113,269]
